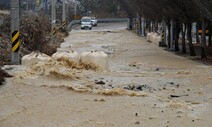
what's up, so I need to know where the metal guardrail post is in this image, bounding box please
[62,0,67,31]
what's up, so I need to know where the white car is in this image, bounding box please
[91,17,97,26]
[81,17,92,30]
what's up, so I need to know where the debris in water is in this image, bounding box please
[96,88,148,97]
[123,84,155,92]
[95,80,106,85]
[190,101,201,105]
[128,62,143,68]
[155,68,160,71]
[198,92,203,95]
[94,98,106,102]
[169,82,175,85]
[149,117,155,120]
[101,46,116,54]
[135,121,140,124]
[170,95,180,98]
[170,94,189,98]
[177,115,181,118]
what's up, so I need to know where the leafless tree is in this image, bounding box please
[120,0,212,58]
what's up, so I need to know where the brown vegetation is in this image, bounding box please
[0,15,11,66]
[0,13,69,65]
[20,14,51,52]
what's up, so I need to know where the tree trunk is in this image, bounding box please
[182,23,187,54]
[196,22,200,43]
[209,22,212,47]
[138,16,142,36]
[187,22,196,56]
[152,21,154,32]
[155,21,158,33]
[209,33,211,47]
[167,23,171,48]
[201,18,207,59]
[136,13,140,35]
[129,17,133,30]
[175,20,180,51]
[209,34,211,47]
[148,21,151,32]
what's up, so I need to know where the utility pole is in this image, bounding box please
[170,19,174,50]
[44,0,48,14]
[62,0,66,31]
[26,0,29,11]
[117,4,120,17]
[74,0,77,17]
[51,0,56,43]
[162,19,166,46]
[128,16,133,30]
[11,0,20,65]
[19,0,23,18]
[66,2,68,23]
[136,13,139,35]
[35,0,40,15]
[138,17,142,36]
[127,18,130,30]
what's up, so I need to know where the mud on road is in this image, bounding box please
[0,22,212,127]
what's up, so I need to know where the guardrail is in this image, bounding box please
[67,20,80,31]
[98,18,128,23]
[68,18,128,31]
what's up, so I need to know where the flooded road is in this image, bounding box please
[1,22,212,127]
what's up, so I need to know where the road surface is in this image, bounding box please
[0,22,212,127]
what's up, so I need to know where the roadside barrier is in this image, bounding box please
[68,18,128,31]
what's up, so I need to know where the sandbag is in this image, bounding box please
[150,33,157,42]
[155,36,161,43]
[22,52,51,66]
[152,35,157,43]
[147,32,152,41]
[80,51,108,70]
[52,51,80,63]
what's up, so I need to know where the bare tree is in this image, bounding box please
[120,0,212,57]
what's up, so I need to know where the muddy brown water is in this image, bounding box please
[0,23,212,127]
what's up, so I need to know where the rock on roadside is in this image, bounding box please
[0,68,13,85]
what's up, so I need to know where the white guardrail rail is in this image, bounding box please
[68,18,128,31]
